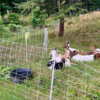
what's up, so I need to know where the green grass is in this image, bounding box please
[0,12,100,100]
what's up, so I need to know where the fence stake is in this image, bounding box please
[49,48,56,100]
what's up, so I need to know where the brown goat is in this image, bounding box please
[64,41,78,57]
[57,50,70,59]
[90,45,100,59]
[64,42,96,57]
[94,53,100,59]
[64,41,70,50]
[90,45,99,53]
[73,50,94,55]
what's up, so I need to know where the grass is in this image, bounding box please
[0,11,100,100]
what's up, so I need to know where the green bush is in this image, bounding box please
[0,19,3,25]
[0,22,9,36]
[8,24,21,32]
[0,26,5,35]
[8,13,20,24]
[31,6,45,28]
[20,20,28,26]
[0,19,5,35]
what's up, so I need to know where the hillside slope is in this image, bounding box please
[48,11,100,51]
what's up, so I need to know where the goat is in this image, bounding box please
[73,45,100,55]
[49,50,61,62]
[90,45,100,53]
[94,52,100,59]
[64,41,79,51]
[65,59,71,67]
[57,49,71,67]
[64,42,95,56]
[96,48,100,51]
[73,50,94,55]
[64,41,79,57]
[47,49,71,69]
[47,49,65,69]
[57,49,70,59]
[90,45,100,59]
[71,54,94,62]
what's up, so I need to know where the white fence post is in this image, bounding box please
[49,48,56,100]
[43,28,48,54]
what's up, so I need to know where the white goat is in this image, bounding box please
[96,48,100,51]
[49,50,61,62]
[71,54,94,62]
[65,59,71,67]
[69,47,79,52]
[47,50,63,70]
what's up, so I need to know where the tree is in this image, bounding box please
[0,0,11,21]
[52,0,87,36]
[82,0,100,11]
[31,6,46,28]
[0,0,27,22]
[59,0,64,36]
[15,0,40,15]
[15,0,87,37]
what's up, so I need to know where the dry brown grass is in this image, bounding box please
[53,22,59,39]
[48,11,100,39]
[47,11,100,52]
[19,16,29,22]
[63,11,100,37]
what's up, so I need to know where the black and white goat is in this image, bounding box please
[47,48,71,69]
[47,49,64,69]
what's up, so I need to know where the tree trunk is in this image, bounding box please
[59,18,64,36]
[87,2,90,11]
[59,0,64,37]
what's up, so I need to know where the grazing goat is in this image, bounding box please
[71,54,94,62]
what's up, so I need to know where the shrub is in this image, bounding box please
[0,19,3,25]
[0,26,5,35]
[8,24,21,32]
[0,19,5,35]
[31,6,46,28]
[20,20,28,26]
[8,13,20,24]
